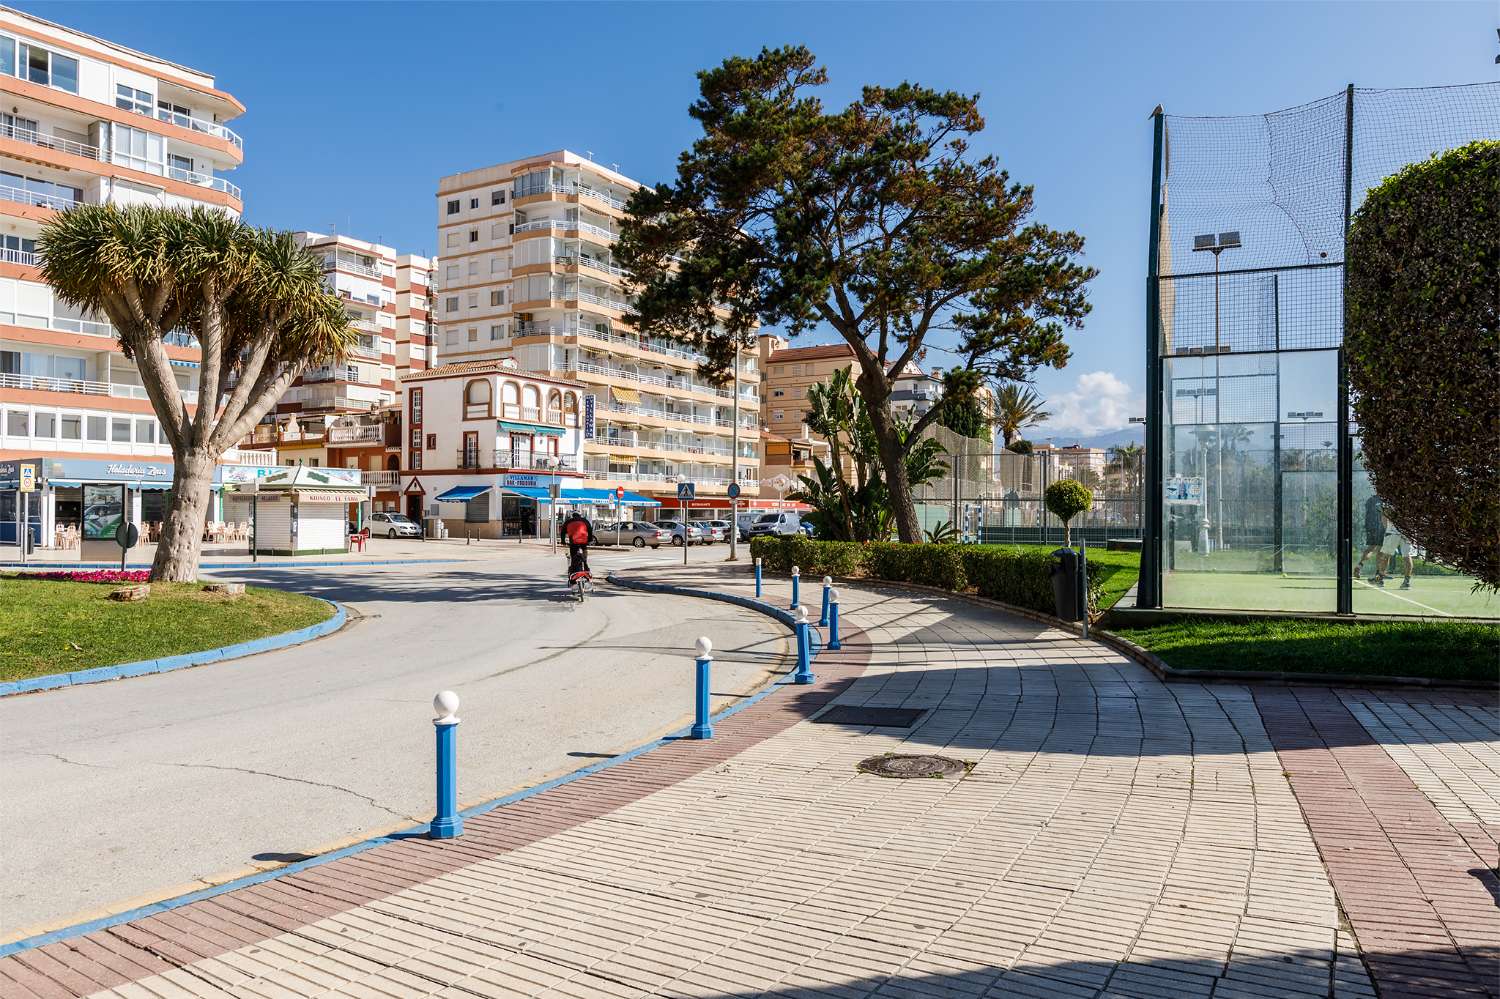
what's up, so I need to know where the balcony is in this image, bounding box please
[363,470,400,487]
[568,359,735,401]
[164,166,242,200]
[513,218,618,242]
[155,107,244,150]
[554,254,626,279]
[0,248,37,267]
[0,183,80,211]
[325,257,381,279]
[302,365,361,384]
[0,372,197,403]
[455,449,576,472]
[522,182,630,211]
[328,424,384,444]
[347,341,381,361]
[0,122,101,161]
[227,448,277,467]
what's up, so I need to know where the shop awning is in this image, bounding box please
[501,485,552,500]
[498,420,564,437]
[610,386,641,406]
[296,488,365,504]
[435,485,490,503]
[615,491,661,507]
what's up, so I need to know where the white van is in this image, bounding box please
[746,511,802,538]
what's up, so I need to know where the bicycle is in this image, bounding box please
[570,570,593,602]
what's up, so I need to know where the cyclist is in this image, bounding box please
[561,510,595,585]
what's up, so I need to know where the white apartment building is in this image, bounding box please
[0,5,252,547]
[394,253,434,378]
[433,150,761,511]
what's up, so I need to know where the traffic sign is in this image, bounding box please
[726,481,740,500]
[616,486,626,499]
[677,482,696,500]
[18,464,34,493]
[115,520,139,549]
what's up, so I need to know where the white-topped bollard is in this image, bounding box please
[793,605,814,684]
[754,557,763,598]
[430,690,462,840]
[828,587,842,650]
[790,565,801,610]
[819,575,832,626]
[691,636,713,740]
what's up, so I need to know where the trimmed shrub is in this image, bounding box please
[863,543,967,590]
[1346,139,1500,588]
[1044,479,1093,546]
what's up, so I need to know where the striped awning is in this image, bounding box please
[610,386,641,406]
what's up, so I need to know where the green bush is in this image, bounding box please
[1346,139,1500,588]
[1044,479,1093,545]
[747,537,1113,618]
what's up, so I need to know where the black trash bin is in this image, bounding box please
[1051,547,1083,621]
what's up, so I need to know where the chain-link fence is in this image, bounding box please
[911,425,1144,546]
[1145,81,1500,617]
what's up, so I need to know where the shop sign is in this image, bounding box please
[583,394,596,440]
[501,473,557,489]
[107,463,168,479]
[43,458,174,484]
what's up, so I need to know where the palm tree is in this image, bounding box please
[995,383,1049,448]
[41,205,352,581]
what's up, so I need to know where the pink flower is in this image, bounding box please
[30,570,151,584]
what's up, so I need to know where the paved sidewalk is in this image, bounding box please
[1,565,1494,998]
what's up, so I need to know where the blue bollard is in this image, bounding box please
[430,691,463,840]
[691,637,714,739]
[819,576,832,626]
[790,566,800,610]
[793,606,815,685]
[828,588,842,650]
[754,557,762,598]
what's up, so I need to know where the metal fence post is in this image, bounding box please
[1079,537,1090,640]
[828,589,842,650]
[793,606,814,685]
[691,637,713,739]
[790,566,800,610]
[754,557,762,598]
[430,691,462,840]
[819,576,831,626]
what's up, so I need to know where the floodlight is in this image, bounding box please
[1192,234,1217,251]
[1217,231,1242,249]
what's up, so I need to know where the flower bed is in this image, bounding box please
[749,536,1125,618]
[26,569,151,584]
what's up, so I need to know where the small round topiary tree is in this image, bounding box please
[1346,139,1499,588]
[1045,478,1093,546]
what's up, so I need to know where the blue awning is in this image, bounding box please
[498,421,564,437]
[558,487,660,507]
[621,491,661,507]
[435,485,490,502]
[501,485,551,500]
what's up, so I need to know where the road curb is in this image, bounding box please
[0,598,348,698]
[606,570,823,659]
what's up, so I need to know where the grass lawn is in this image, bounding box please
[1113,617,1500,683]
[975,544,1141,610]
[0,577,334,683]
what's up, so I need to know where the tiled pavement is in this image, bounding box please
[1,566,1494,999]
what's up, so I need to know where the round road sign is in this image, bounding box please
[616,486,626,499]
[115,521,140,549]
[727,482,741,500]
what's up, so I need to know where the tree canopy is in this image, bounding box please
[617,46,1095,541]
[1345,139,1499,588]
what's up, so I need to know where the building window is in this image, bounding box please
[463,379,493,419]
[409,450,422,470]
[425,433,436,450]
[467,327,478,342]
[467,292,478,308]
[490,257,503,273]
[445,296,458,313]
[157,99,190,122]
[5,410,26,436]
[489,290,504,307]
[33,411,55,437]
[564,393,579,427]
[135,419,156,444]
[61,414,80,440]
[86,415,107,440]
[445,232,460,248]
[445,329,458,345]
[446,264,458,281]
[469,197,479,210]
[489,324,504,341]
[111,418,131,442]
[0,37,12,77]
[19,43,78,93]
[469,229,478,243]
[115,84,152,115]
[409,386,423,425]
[491,189,506,206]
[772,389,784,397]
[491,223,504,239]
[446,199,460,215]
[468,259,478,276]
[110,123,164,175]
[168,153,194,177]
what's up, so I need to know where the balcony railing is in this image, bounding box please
[302,365,361,384]
[228,448,277,467]
[165,166,242,200]
[363,470,400,486]
[455,449,576,472]
[526,182,629,211]
[0,247,37,266]
[348,341,381,361]
[155,107,244,150]
[0,372,196,403]
[325,257,381,279]
[328,424,384,444]
[0,123,100,161]
[554,254,626,279]
[568,360,735,400]
[0,184,79,211]
[513,218,618,242]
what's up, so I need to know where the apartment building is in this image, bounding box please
[757,336,856,440]
[0,6,255,547]
[434,150,762,511]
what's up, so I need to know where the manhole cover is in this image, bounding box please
[857,754,969,779]
[813,706,927,728]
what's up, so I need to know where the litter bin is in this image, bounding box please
[1051,547,1083,621]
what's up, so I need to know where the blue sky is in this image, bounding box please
[21,1,1497,439]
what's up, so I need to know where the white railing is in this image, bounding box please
[0,184,79,210]
[155,107,244,149]
[571,359,735,400]
[326,257,381,279]
[0,123,100,160]
[0,310,111,337]
[348,342,381,361]
[0,247,37,266]
[602,402,716,427]
[165,166,242,200]
[363,470,400,486]
[595,431,735,457]
[110,383,198,403]
[574,289,629,311]
[525,182,629,211]
[1,372,108,395]
[328,424,383,444]
[228,448,277,467]
[513,218,618,242]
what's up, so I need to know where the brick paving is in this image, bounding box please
[0,565,1493,998]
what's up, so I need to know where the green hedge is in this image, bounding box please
[748,537,1106,617]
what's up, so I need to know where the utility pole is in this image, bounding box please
[728,343,741,561]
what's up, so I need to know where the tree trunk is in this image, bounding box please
[1064,519,1072,547]
[151,450,215,582]
[866,400,921,543]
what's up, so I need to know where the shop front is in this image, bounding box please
[224,467,366,555]
[2,457,183,558]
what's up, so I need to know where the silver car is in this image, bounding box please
[369,511,421,539]
[700,520,730,543]
[655,519,708,546]
[594,521,669,549]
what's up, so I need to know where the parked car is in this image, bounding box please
[700,520,731,543]
[369,511,421,538]
[798,521,817,539]
[745,511,803,538]
[594,521,669,549]
[655,519,708,546]
[735,512,761,541]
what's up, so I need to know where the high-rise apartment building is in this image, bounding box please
[433,150,761,508]
[0,6,256,546]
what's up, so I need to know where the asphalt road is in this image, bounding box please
[0,544,786,938]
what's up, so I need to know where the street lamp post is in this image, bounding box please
[1192,231,1241,553]
[729,347,741,562]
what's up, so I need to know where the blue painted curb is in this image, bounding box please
[1,559,464,570]
[0,572,817,958]
[0,599,348,698]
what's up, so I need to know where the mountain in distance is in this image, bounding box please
[1027,425,1146,450]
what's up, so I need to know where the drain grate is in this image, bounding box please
[857,754,970,779]
[812,706,927,728]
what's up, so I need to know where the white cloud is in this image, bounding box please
[1038,371,1144,437]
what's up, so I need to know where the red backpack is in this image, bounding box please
[565,519,590,545]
